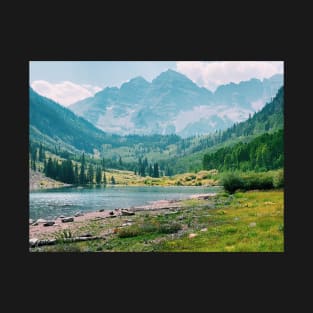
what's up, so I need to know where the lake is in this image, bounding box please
[29,185,221,220]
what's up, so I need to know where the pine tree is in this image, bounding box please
[79,153,86,185]
[74,163,79,184]
[103,172,107,185]
[66,159,75,184]
[87,164,94,184]
[39,143,44,162]
[46,158,54,178]
[148,164,153,177]
[153,163,159,178]
[43,159,47,175]
[96,166,102,184]
[111,176,116,184]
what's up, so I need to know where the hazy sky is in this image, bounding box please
[30,61,284,106]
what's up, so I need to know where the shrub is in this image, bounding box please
[273,169,284,188]
[243,174,273,190]
[222,172,244,194]
[117,226,141,238]
[159,223,182,234]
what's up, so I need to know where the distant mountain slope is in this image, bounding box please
[69,70,283,137]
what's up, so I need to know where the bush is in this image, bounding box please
[273,169,284,188]
[243,174,273,190]
[159,223,182,234]
[117,226,141,238]
[222,172,244,194]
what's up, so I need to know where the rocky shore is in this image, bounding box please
[29,193,216,246]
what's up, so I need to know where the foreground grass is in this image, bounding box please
[155,190,284,252]
[31,189,283,252]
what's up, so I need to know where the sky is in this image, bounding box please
[30,61,284,106]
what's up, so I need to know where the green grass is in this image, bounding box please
[153,190,284,252]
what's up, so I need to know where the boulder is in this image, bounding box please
[59,215,66,219]
[121,209,135,216]
[74,212,83,217]
[36,218,47,223]
[99,209,104,212]
[107,214,116,218]
[29,219,34,225]
[29,238,39,247]
[43,221,55,226]
[61,217,74,223]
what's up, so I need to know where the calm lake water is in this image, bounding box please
[29,185,221,220]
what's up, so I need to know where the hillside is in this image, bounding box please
[203,129,283,171]
[162,87,284,173]
[30,87,123,153]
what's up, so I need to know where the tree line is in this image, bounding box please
[203,129,283,172]
[29,142,117,185]
[44,153,109,185]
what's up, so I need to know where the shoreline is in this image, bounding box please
[29,193,217,241]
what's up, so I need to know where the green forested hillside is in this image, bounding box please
[30,88,121,153]
[203,129,283,172]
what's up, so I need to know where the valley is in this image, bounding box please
[29,63,284,252]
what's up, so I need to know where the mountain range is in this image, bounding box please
[69,69,283,138]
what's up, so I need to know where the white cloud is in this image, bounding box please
[31,80,102,106]
[176,61,284,92]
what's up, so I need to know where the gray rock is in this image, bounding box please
[59,215,66,219]
[61,217,74,223]
[121,222,132,227]
[29,238,39,247]
[107,214,116,218]
[74,212,83,217]
[249,222,257,228]
[99,209,105,212]
[200,228,208,232]
[36,218,47,223]
[121,209,135,216]
[43,221,55,227]
[29,219,34,225]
